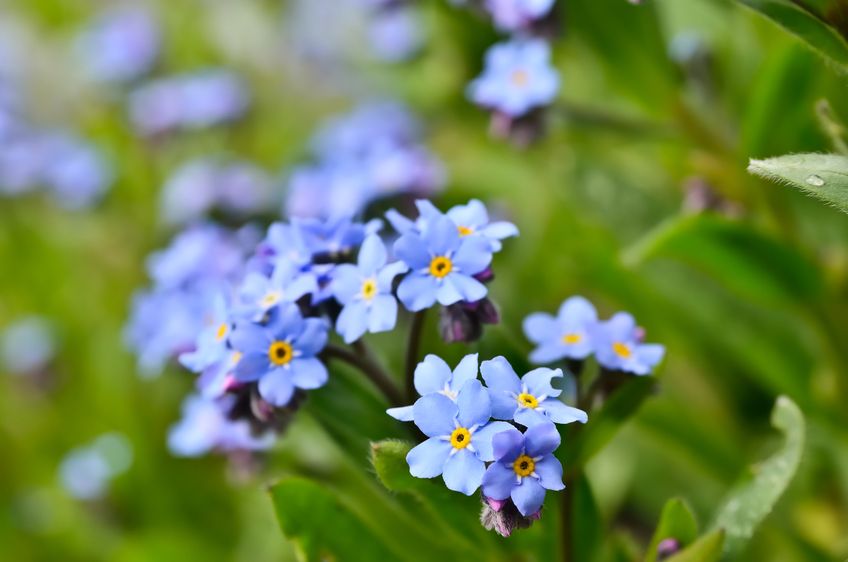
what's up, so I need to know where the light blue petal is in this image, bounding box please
[529,343,568,365]
[367,295,397,334]
[557,296,597,325]
[337,300,368,344]
[523,367,562,397]
[386,208,415,234]
[481,462,516,501]
[452,235,492,275]
[541,399,588,424]
[230,322,271,354]
[456,380,492,428]
[357,235,387,275]
[490,425,524,462]
[414,354,453,396]
[481,357,521,419]
[425,215,460,256]
[635,344,665,372]
[442,448,485,495]
[397,273,438,311]
[450,353,479,391]
[407,437,451,478]
[522,312,558,344]
[394,233,430,269]
[435,276,464,306]
[386,405,414,422]
[446,274,488,303]
[290,357,328,389]
[268,303,305,340]
[331,264,361,304]
[472,421,516,462]
[511,477,546,516]
[258,368,295,406]
[233,351,270,382]
[412,393,458,437]
[515,407,552,428]
[534,456,565,491]
[294,318,328,356]
[481,221,519,240]
[524,421,561,457]
[376,261,408,291]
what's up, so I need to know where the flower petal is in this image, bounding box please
[541,399,588,424]
[336,300,368,344]
[529,343,568,365]
[394,232,430,269]
[290,357,328,389]
[481,462,516,501]
[456,379,492,428]
[446,273,488,303]
[522,312,558,344]
[412,393,458,437]
[386,405,414,422]
[435,276,464,306]
[427,215,460,256]
[407,437,451,478]
[511,477,546,516]
[367,295,398,334]
[452,235,492,275]
[481,357,521,419]
[331,264,361,304]
[357,235,387,275]
[258,368,295,406]
[515,407,552,428]
[397,273,438,311]
[473,421,517,462]
[533,456,565,491]
[230,322,271,354]
[524,421,561,457]
[442,448,485,495]
[233,351,270,382]
[523,367,562,398]
[450,353,479,391]
[414,354,452,396]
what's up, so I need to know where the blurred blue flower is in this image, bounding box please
[1,316,56,375]
[481,422,564,516]
[238,259,317,320]
[467,38,559,117]
[484,0,555,32]
[590,312,665,375]
[77,5,160,83]
[523,296,598,364]
[482,356,587,427]
[294,215,378,257]
[194,349,244,399]
[129,70,250,136]
[168,395,273,457]
[406,380,513,495]
[179,294,234,373]
[394,213,493,311]
[59,433,133,500]
[332,235,407,343]
[41,133,112,210]
[445,199,518,252]
[387,353,480,422]
[230,303,329,406]
[368,7,423,62]
[260,222,313,270]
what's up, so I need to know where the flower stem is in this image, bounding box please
[323,343,404,406]
[405,311,427,402]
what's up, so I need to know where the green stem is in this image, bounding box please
[405,311,427,402]
[323,343,404,407]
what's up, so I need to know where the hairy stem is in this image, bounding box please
[323,343,404,407]
[405,311,427,402]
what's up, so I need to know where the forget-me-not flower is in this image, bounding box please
[481,422,564,516]
[482,356,587,427]
[445,199,519,252]
[590,312,664,375]
[179,293,233,372]
[231,303,329,406]
[523,296,598,364]
[467,39,560,118]
[387,353,481,421]
[238,259,317,320]
[406,380,513,495]
[332,235,407,344]
[485,0,555,32]
[394,214,492,311]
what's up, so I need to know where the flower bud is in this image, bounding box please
[480,496,540,537]
[657,538,681,560]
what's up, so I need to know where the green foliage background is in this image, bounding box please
[1,0,848,560]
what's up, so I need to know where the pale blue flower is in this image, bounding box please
[238,259,317,320]
[523,296,598,364]
[590,312,665,375]
[485,0,555,32]
[386,353,480,421]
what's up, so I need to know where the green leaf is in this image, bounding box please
[644,498,699,562]
[711,396,806,557]
[572,476,604,562]
[748,153,848,214]
[561,377,655,468]
[665,530,725,562]
[268,476,406,562]
[735,1,848,71]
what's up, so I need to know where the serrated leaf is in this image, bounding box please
[268,476,406,562]
[748,153,848,214]
[735,1,848,71]
[644,498,700,562]
[711,396,806,556]
[665,530,725,562]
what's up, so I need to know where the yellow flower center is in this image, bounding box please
[513,454,535,477]
[215,323,229,341]
[562,333,582,345]
[230,351,242,366]
[517,392,539,409]
[457,225,474,237]
[511,69,529,87]
[429,256,453,279]
[361,278,377,300]
[450,427,471,449]
[613,342,632,359]
[261,291,281,308]
[268,341,294,366]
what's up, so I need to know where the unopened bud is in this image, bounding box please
[657,538,681,560]
[480,496,541,537]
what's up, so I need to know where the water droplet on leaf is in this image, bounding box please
[805,174,825,187]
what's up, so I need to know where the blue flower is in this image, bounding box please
[523,296,598,364]
[481,356,587,427]
[445,199,519,252]
[481,422,564,516]
[332,235,407,344]
[406,380,513,495]
[0,316,56,375]
[179,293,233,372]
[467,39,560,118]
[387,353,481,421]
[484,0,555,32]
[590,312,665,375]
[261,222,312,269]
[294,215,379,257]
[230,303,329,406]
[76,5,160,83]
[168,395,273,457]
[394,213,492,311]
[195,349,243,399]
[238,259,317,320]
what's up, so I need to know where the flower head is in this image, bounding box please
[168,395,273,457]
[467,39,559,118]
[332,235,407,343]
[386,353,481,421]
[482,356,587,427]
[406,380,513,495]
[76,6,160,83]
[394,213,493,311]
[481,422,564,516]
[484,0,555,32]
[230,303,329,406]
[590,312,664,375]
[238,260,317,320]
[523,296,598,364]
[179,293,234,373]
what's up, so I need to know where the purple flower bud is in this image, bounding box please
[657,538,681,560]
[480,495,541,537]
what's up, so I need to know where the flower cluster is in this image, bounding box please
[389,354,585,526]
[128,69,250,136]
[462,0,561,143]
[285,102,445,220]
[524,296,665,375]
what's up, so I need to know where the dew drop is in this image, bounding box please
[805,174,825,187]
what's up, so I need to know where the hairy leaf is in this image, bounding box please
[748,153,848,214]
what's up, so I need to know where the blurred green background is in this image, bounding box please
[2,0,848,560]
